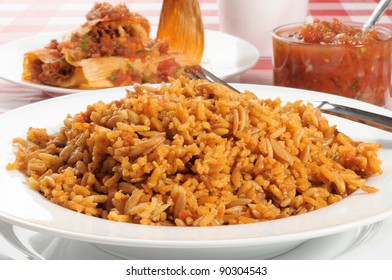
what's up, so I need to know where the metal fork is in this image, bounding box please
[189,67,392,133]
[189,67,240,93]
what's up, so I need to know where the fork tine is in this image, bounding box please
[188,72,198,81]
[188,68,212,83]
[195,70,210,81]
[200,67,241,93]
[187,66,241,93]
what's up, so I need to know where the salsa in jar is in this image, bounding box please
[272,18,392,107]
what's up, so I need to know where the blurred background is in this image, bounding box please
[1,0,391,109]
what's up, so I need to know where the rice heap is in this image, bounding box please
[7,78,382,226]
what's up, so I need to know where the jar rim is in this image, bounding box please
[271,21,392,47]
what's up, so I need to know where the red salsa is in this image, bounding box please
[272,18,392,106]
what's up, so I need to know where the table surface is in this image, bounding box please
[1,0,392,113]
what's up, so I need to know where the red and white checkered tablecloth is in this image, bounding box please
[0,0,391,112]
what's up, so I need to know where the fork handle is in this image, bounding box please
[315,101,392,133]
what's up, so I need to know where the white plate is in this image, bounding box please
[0,219,389,259]
[0,84,392,259]
[0,30,259,96]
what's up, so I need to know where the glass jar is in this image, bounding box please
[272,21,392,107]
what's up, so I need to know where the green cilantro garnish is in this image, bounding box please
[79,39,89,50]
[351,80,359,91]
